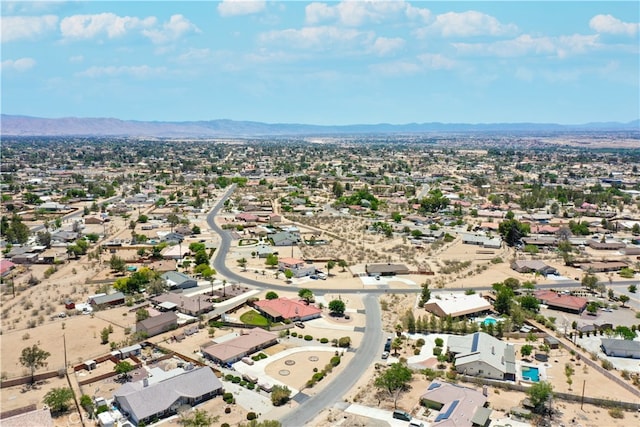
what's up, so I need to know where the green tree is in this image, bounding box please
[167,213,180,232]
[565,363,575,390]
[298,288,314,304]
[136,308,150,322]
[520,344,534,357]
[326,260,336,276]
[79,394,94,416]
[109,255,126,274]
[586,301,598,315]
[498,215,530,246]
[20,344,50,384]
[338,259,348,271]
[284,269,294,280]
[328,299,346,316]
[418,281,431,307]
[43,387,74,415]
[237,257,248,271]
[178,409,217,427]
[374,362,413,408]
[270,384,291,406]
[526,381,553,414]
[619,294,630,308]
[114,361,134,382]
[494,286,514,315]
[519,295,540,312]
[391,337,403,356]
[581,273,598,291]
[265,254,279,269]
[265,291,279,300]
[627,284,637,293]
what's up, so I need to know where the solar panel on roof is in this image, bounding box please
[427,382,441,390]
[435,399,459,422]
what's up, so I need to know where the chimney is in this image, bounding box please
[143,378,149,387]
[491,346,495,355]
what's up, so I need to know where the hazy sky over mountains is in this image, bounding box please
[1,1,638,125]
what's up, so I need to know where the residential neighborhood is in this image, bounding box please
[1,134,640,427]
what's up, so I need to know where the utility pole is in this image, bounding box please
[580,380,585,410]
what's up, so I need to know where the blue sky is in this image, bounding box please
[1,1,639,125]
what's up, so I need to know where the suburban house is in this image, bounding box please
[201,328,279,364]
[510,260,558,276]
[533,290,587,314]
[151,293,213,317]
[277,257,315,278]
[88,292,126,307]
[0,259,16,277]
[460,233,502,249]
[423,293,493,319]
[136,311,178,337]
[421,380,492,427]
[161,271,197,290]
[365,263,410,277]
[2,407,54,427]
[253,297,322,322]
[84,216,105,225]
[447,332,516,381]
[600,339,640,359]
[113,366,223,426]
[160,232,184,244]
[270,231,301,246]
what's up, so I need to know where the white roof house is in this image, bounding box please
[424,293,493,318]
[448,332,516,381]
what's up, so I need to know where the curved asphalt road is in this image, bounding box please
[205,186,638,424]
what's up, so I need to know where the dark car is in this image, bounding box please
[392,410,412,421]
[295,322,305,328]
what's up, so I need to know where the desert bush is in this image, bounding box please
[608,407,624,419]
[602,360,614,370]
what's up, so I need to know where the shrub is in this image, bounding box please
[222,423,230,427]
[304,335,313,341]
[312,372,324,382]
[435,337,444,347]
[433,347,443,356]
[247,412,257,420]
[224,408,231,414]
[338,336,351,348]
[330,356,341,367]
[416,338,425,347]
[223,392,234,404]
[414,349,421,355]
[608,407,624,419]
[602,360,614,370]
[291,332,298,337]
[320,337,329,344]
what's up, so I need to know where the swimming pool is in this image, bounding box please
[521,366,540,382]
[483,317,497,326]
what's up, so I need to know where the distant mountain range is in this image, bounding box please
[1,114,638,137]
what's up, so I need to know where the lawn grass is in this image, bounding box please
[240,310,270,327]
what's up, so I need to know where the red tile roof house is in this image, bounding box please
[201,328,278,364]
[253,297,322,322]
[534,290,588,314]
[0,259,16,277]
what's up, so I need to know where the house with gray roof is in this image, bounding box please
[161,271,197,290]
[448,332,516,381]
[114,366,222,426]
[600,338,640,359]
[136,311,178,337]
[88,292,125,307]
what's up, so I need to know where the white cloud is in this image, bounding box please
[76,65,167,78]
[370,37,405,56]
[176,48,213,63]
[1,57,36,71]
[1,15,58,43]
[142,14,200,44]
[453,34,600,58]
[60,13,155,40]
[260,26,374,51]
[589,14,639,36]
[218,0,266,17]
[69,55,84,63]
[369,60,421,76]
[417,53,455,70]
[420,10,518,38]
[306,0,424,26]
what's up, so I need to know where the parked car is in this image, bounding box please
[295,322,305,328]
[381,351,389,359]
[309,275,318,280]
[392,410,412,421]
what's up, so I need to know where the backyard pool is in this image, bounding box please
[483,317,498,326]
[521,366,540,382]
